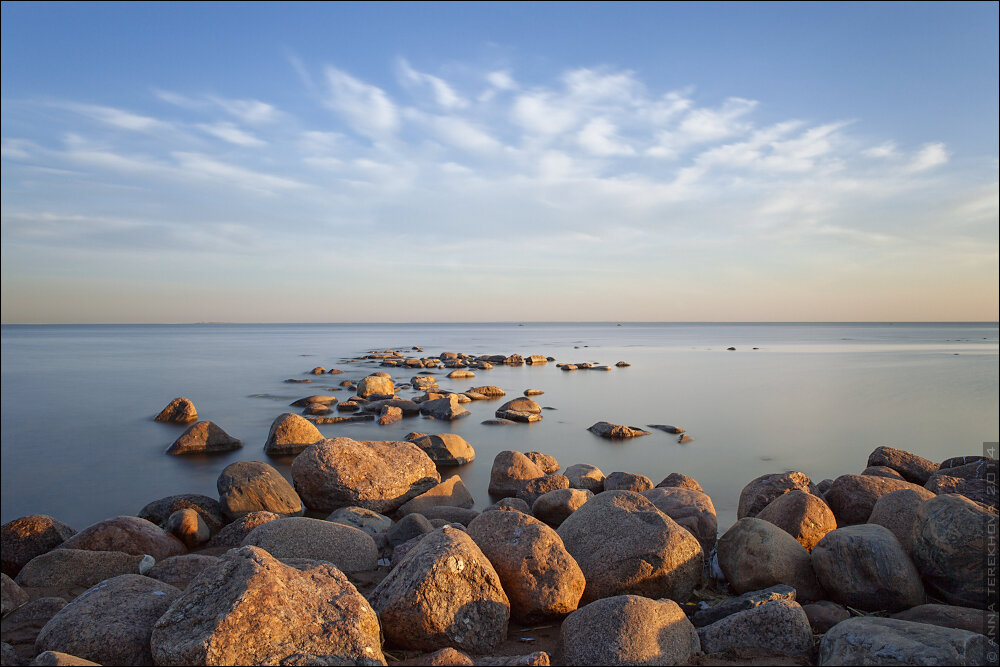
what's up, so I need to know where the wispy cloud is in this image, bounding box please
[196,122,266,147]
[323,66,399,138]
[907,142,949,172]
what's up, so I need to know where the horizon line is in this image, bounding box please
[2,320,998,327]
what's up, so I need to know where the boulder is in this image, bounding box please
[603,472,653,493]
[531,489,592,528]
[397,476,475,516]
[35,574,180,666]
[146,554,220,590]
[559,595,700,666]
[150,546,385,666]
[925,475,995,506]
[164,509,210,549]
[823,474,927,525]
[409,434,476,467]
[14,549,151,595]
[58,516,185,561]
[802,600,850,634]
[411,376,439,391]
[418,507,480,527]
[697,599,813,657]
[867,445,939,484]
[648,424,684,434]
[586,422,650,439]
[205,511,280,549]
[370,526,509,653]
[420,396,470,421]
[488,451,545,498]
[495,398,542,423]
[523,389,544,397]
[467,511,584,622]
[154,397,197,423]
[241,517,377,574]
[1,517,76,578]
[356,374,395,398]
[1,643,23,666]
[867,487,936,554]
[291,437,440,514]
[910,493,994,609]
[524,452,559,474]
[165,421,241,455]
[468,386,505,398]
[557,491,702,604]
[447,370,475,379]
[717,518,824,601]
[892,603,997,634]
[290,395,339,407]
[2,574,28,616]
[690,584,796,628]
[411,647,474,665]
[818,617,987,666]
[517,475,570,507]
[386,514,434,551]
[487,498,531,514]
[861,465,905,480]
[0,596,66,662]
[563,464,605,494]
[812,524,924,612]
[217,461,304,521]
[656,473,703,492]
[932,458,997,481]
[525,355,547,365]
[737,472,814,519]
[263,413,324,456]
[377,406,402,425]
[326,507,392,537]
[641,487,718,550]
[137,495,225,535]
[755,489,837,551]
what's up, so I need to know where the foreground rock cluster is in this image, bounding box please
[2,345,997,666]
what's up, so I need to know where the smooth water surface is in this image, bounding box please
[2,322,997,531]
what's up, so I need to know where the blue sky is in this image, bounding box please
[2,1,997,322]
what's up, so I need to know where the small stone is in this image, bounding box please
[801,600,850,634]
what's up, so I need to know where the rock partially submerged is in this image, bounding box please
[586,422,650,439]
[166,421,241,455]
[154,397,197,424]
[263,413,324,456]
[409,434,476,467]
[495,398,543,423]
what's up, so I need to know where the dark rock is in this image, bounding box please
[737,472,814,519]
[696,599,813,657]
[420,396,470,421]
[823,474,928,525]
[531,489,592,528]
[290,395,340,407]
[603,471,653,493]
[217,461,304,521]
[586,422,650,439]
[2,574,28,616]
[58,516,186,560]
[0,596,66,662]
[416,507,480,527]
[486,498,531,514]
[891,603,997,635]
[386,514,435,550]
[517,475,570,508]
[801,600,850,634]
[690,584,796,628]
[495,398,542,423]
[1,517,76,578]
[146,554,220,590]
[397,476,475,516]
[867,487,936,554]
[717,518,824,601]
[563,464,605,494]
[205,511,280,549]
[861,465,906,480]
[818,617,987,666]
[165,421,241,455]
[656,473,703,491]
[241,517,377,574]
[648,424,685,434]
[164,509,210,549]
[326,507,392,537]
[641,487,717,549]
[14,549,150,595]
[409,434,476,467]
[137,494,225,535]
[867,445,939,484]
[154,397,197,423]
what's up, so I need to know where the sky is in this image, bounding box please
[1,1,997,323]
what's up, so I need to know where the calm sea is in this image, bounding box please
[2,322,997,531]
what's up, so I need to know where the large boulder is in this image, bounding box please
[409,434,476,467]
[697,599,814,657]
[925,473,996,506]
[690,584,796,628]
[205,511,279,549]
[57,516,185,561]
[370,526,510,653]
[419,396,470,421]
[240,517,377,574]
[517,475,570,508]
[466,510,585,622]
[563,464,605,494]
[14,549,151,596]
[263,413,324,456]
[35,574,181,666]
[892,603,998,634]
[910,493,994,609]
[717,518,824,601]
[488,451,545,498]
[867,487,936,554]
[356,374,395,398]
[603,472,653,493]
[737,472,814,519]
[755,489,837,551]
[495,398,542,423]
[559,595,700,666]
[150,546,385,666]
[823,474,927,525]
[397,476,475,516]
[154,397,197,423]
[586,422,650,439]
[147,554,220,590]
[524,452,559,474]
[556,491,702,604]
[641,487,718,550]
[867,446,939,484]
[531,489,593,528]
[657,473,704,492]
[291,437,440,514]
[217,461,304,521]
[166,421,241,455]
[818,617,988,666]
[1,516,76,577]
[811,524,924,612]
[137,494,226,535]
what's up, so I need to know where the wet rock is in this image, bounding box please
[397,476,475,517]
[525,355,547,365]
[1,596,66,662]
[656,472,704,492]
[524,452,559,474]
[356,374,395,398]
[35,574,181,666]
[468,386,505,398]
[861,465,906,480]
[241,517,377,574]
[586,422,650,439]
[495,398,542,423]
[648,424,685,434]
[488,451,546,498]
[14,550,149,595]
[559,364,578,371]
[336,401,361,412]
[559,595,700,666]
[412,376,440,391]
[420,396,471,421]
[531,488,592,528]
[867,487,936,554]
[264,413,324,456]
[1,517,76,578]
[517,475,570,508]
[641,487,718,550]
[154,397,197,423]
[467,510,585,621]
[891,603,997,634]
[755,489,837,551]
[370,526,510,653]
[58,516,185,561]
[818,617,987,666]
[447,370,475,379]
[2,574,28,616]
[812,524,924,612]
[910,493,994,609]
[409,434,476,467]
[290,395,340,407]
[326,507,392,537]
[690,584,796,628]
[563,464,605,494]
[309,367,326,375]
[867,445,939,484]
[603,471,653,493]
[137,494,225,536]
[302,402,331,416]
[697,599,813,657]
[481,418,516,426]
[802,600,850,634]
[557,491,702,604]
[146,554,220,590]
[165,421,241,455]
[523,389,544,397]
[615,361,631,367]
[504,355,524,366]
[378,406,403,426]
[717,518,824,601]
[205,511,280,549]
[823,474,927,525]
[150,546,385,666]
[217,461,304,521]
[737,472,814,519]
[164,509,210,549]
[291,437,440,514]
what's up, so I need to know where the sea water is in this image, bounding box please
[2,322,997,530]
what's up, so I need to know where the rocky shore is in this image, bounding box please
[1,348,997,666]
